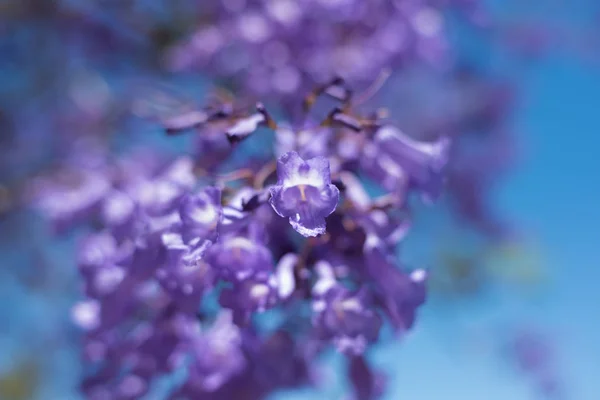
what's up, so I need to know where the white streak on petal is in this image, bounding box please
[227,113,265,136]
[276,253,297,299]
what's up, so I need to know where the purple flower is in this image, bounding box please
[274,252,298,300]
[219,274,279,325]
[364,238,427,332]
[179,186,222,247]
[165,2,458,108]
[312,261,381,354]
[362,125,450,202]
[275,122,334,160]
[185,311,246,392]
[76,232,133,300]
[129,157,196,217]
[157,233,217,313]
[269,151,340,237]
[30,167,111,232]
[348,355,387,400]
[204,233,274,282]
[101,190,137,237]
[248,330,313,390]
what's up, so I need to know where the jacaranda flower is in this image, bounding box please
[269,151,340,237]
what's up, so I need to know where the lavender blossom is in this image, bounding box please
[348,355,387,400]
[184,311,246,393]
[269,151,340,237]
[178,186,222,246]
[312,261,382,354]
[204,232,274,282]
[364,238,428,332]
[165,1,469,105]
[362,125,451,203]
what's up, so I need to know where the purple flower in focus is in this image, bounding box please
[269,151,340,237]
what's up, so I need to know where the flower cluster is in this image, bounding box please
[6,1,591,398]
[165,0,485,104]
[157,0,517,243]
[32,82,449,398]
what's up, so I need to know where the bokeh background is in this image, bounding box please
[1,1,599,399]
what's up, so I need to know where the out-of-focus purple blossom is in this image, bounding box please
[30,166,112,233]
[312,261,382,355]
[362,125,451,203]
[165,0,470,105]
[348,355,387,400]
[269,151,340,237]
[178,186,222,246]
[364,239,428,332]
[219,274,279,325]
[242,329,315,394]
[204,232,274,282]
[157,234,217,313]
[185,311,246,393]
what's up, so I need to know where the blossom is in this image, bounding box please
[204,232,274,282]
[219,274,279,325]
[185,311,247,393]
[165,1,461,107]
[178,186,222,247]
[364,239,428,332]
[348,355,387,400]
[362,125,451,203]
[311,261,382,354]
[157,233,217,313]
[269,151,340,237]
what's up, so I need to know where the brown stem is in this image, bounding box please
[253,160,277,189]
[354,68,392,106]
[216,168,254,185]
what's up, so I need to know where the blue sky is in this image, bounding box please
[371,45,600,400]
